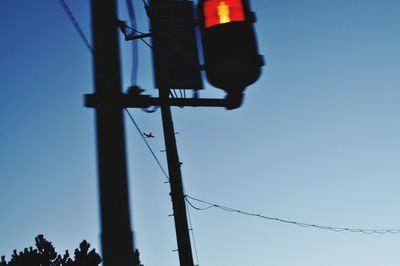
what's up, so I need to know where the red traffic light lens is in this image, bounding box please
[204,0,245,28]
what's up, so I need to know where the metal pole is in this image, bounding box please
[160,89,195,266]
[90,1,134,265]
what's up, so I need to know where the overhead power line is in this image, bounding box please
[58,0,93,53]
[66,0,400,240]
[125,109,170,181]
[124,109,400,236]
[185,195,400,235]
[186,203,200,266]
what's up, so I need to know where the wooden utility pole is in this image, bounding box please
[91,1,135,265]
[150,0,199,264]
[160,89,195,266]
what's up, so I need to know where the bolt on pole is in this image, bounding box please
[90,0,135,265]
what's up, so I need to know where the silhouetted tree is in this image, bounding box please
[0,235,101,266]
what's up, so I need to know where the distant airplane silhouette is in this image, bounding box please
[143,132,154,138]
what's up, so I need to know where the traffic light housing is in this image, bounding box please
[150,0,203,90]
[198,0,263,95]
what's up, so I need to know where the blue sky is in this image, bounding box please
[1,0,400,265]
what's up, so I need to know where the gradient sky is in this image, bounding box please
[1,1,400,265]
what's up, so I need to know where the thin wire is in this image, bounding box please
[119,4,152,50]
[124,23,148,35]
[186,198,215,211]
[58,0,93,53]
[181,179,201,265]
[186,202,201,266]
[185,195,400,235]
[125,109,170,181]
[172,90,177,98]
[140,38,153,49]
[172,89,179,99]
[170,89,184,108]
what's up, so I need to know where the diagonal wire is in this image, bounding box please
[172,89,179,99]
[185,195,400,235]
[123,22,147,35]
[181,181,201,265]
[140,38,153,49]
[125,109,170,181]
[186,203,201,266]
[122,23,153,48]
[58,0,93,53]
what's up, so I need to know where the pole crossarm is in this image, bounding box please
[84,93,233,108]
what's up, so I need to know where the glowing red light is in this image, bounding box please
[204,0,245,28]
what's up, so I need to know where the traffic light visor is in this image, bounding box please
[204,0,245,28]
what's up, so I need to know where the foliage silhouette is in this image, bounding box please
[0,235,101,266]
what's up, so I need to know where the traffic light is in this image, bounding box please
[150,0,203,90]
[198,0,263,95]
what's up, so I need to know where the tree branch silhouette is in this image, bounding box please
[0,235,101,266]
